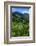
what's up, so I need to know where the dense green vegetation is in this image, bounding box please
[11,12,29,37]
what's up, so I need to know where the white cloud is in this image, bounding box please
[12,8,16,12]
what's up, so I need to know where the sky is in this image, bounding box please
[11,7,31,14]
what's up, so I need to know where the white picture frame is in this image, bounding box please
[4,1,35,44]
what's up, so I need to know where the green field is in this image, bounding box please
[11,12,29,37]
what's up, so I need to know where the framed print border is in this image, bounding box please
[4,1,35,44]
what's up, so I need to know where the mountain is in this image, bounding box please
[12,12,24,16]
[12,12,29,22]
[12,11,29,15]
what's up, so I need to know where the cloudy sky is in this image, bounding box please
[11,7,31,14]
